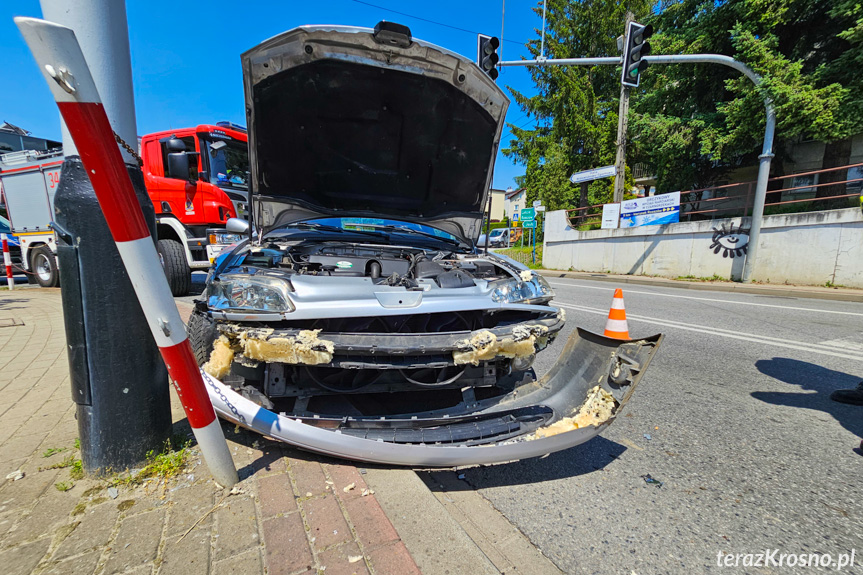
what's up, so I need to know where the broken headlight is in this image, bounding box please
[491,274,554,304]
[207,274,295,312]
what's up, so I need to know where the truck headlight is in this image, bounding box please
[491,274,554,304]
[207,274,294,312]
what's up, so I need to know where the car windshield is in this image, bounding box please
[201,135,250,191]
[490,229,505,237]
[291,218,460,245]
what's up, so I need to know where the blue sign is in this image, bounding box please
[619,192,680,228]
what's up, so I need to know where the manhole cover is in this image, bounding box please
[0,318,24,328]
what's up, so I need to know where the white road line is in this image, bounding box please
[548,280,863,317]
[557,302,863,363]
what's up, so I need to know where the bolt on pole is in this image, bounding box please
[16,17,239,488]
[498,53,775,283]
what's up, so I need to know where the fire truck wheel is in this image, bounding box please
[187,310,216,367]
[157,239,191,296]
[30,246,59,288]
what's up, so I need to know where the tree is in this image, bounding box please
[630,0,855,194]
[502,0,650,211]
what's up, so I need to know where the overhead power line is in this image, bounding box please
[350,0,525,46]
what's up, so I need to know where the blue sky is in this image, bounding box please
[0,0,545,189]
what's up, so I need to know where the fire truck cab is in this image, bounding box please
[139,122,250,295]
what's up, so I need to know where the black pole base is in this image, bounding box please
[54,157,172,475]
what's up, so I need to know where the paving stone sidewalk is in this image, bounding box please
[0,288,420,575]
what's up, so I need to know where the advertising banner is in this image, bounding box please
[620,192,680,228]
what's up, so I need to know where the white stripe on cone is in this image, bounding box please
[605,318,629,332]
[116,238,190,348]
[611,298,625,309]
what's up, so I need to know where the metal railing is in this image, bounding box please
[565,163,863,228]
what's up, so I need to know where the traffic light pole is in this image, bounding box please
[498,53,775,283]
[613,13,634,203]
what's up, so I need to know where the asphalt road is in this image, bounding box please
[425,278,863,574]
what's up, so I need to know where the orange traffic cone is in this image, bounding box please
[603,289,631,340]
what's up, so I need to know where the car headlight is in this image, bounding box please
[208,231,245,245]
[491,273,554,304]
[207,274,294,312]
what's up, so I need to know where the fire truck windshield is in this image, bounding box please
[201,135,249,191]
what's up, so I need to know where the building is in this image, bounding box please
[504,187,526,222]
[486,188,506,221]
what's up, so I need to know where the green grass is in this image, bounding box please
[42,447,67,458]
[69,459,84,480]
[55,481,73,492]
[109,438,191,487]
[496,246,544,269]
[40,453,78,471]
[675,274,727,282]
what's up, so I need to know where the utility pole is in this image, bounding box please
[613,11,634,203]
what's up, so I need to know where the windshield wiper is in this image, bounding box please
[359,224,460,246]
[285,222,390,239]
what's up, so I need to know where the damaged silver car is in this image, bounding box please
[189,22,663,466]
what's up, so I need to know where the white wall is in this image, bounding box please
[543,208,863,287]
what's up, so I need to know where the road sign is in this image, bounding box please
[521,207,535,221]
[512,212,519,222]
[535,205,545,212]
[570,165,616,184]
[522,220,537,228]
[533,200,542,207]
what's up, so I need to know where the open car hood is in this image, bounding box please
[241,25,509,244]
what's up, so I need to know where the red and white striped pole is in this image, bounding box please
[1,233,13,290]
[16,17,238,487]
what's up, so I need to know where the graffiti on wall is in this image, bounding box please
[710,223,750,258]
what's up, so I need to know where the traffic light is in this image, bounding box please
[621,21,653,88]
[477,34,500,81]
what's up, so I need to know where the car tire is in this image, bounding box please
[157,239,191,296]
[187,310,216,367]
[30,246,59,287]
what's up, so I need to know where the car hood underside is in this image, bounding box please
[200,329,663,466]
[241,25,509,244]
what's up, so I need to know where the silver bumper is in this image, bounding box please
[201,328,663,466]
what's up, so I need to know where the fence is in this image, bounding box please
[564,163,863,229]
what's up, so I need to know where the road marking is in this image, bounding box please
[548,280,863,317]
[556,302,863,363]
[818,338,863,352]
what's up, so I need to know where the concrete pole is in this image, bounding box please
[39,0,138,164]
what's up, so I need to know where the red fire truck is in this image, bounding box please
[140,121,249,295]
[0,121,249,295]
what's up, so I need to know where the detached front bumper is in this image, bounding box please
[201,327,663,466]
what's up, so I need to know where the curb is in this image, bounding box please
[537,269,863,303]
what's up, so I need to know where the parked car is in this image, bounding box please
[188,22,662,465]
